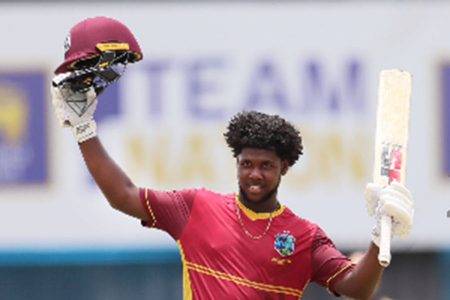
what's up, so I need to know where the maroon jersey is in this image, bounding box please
[140,188,353,299]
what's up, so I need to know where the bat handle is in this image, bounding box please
[378,214,392,267]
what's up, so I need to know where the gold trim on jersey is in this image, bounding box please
[144,189,157,227]
[185,260,302,297]
[235,194,285,221]
[326,263,354,295]
[177,241,193,300]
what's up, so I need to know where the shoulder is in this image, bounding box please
[143,188,233,206]
[192,188,234,204]
[281,206,319,231]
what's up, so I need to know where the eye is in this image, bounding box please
[240,160,251,168]
[262,162,274,169]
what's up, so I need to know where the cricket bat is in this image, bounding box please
[373,69,412,267]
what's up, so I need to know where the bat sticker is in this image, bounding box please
[380,143,403,183]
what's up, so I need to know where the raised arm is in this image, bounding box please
[50,16,146,219]
[78,137,144,220]
[333,243,383,299]
[335,182,414,299]
[51,77,145,220]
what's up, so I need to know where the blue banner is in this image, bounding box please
[0,71,47,185]
[442,65,450,176]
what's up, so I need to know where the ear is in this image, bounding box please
[281,161,289,175]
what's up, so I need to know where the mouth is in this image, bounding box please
[249,184,261,192]
[240,183,278,206]
[246,183,265,195]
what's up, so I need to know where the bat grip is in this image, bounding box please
[378,214,392,267]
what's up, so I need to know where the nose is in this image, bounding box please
[248,167,263,180]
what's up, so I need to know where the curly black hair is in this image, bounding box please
[224,111,303,166]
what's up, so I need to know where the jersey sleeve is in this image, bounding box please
[310,226,355,296]
[139,188,197,240]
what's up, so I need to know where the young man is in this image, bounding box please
[52,16,414,300]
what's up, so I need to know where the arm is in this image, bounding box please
[78,137,145,220]
[51,78,145,220]
[333,243,383,299]
[80,133,196,239]
[334,182,414,299]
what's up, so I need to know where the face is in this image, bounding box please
[237,148,288,208]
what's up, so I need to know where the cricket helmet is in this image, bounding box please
[55,16,142,74]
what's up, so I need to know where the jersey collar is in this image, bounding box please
[235,194,285,221]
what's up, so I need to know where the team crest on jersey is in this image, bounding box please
[274,231,296,257]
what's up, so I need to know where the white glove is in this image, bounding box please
[365,181,414,246]
[51,73,98,143]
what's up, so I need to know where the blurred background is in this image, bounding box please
[0,0,449,299]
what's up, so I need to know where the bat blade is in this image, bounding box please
[373,69,412,267]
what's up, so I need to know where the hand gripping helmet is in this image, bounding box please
[54,16,143,95]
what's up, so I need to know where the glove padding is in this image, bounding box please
[51,73,98,143]
[365,181,414,246]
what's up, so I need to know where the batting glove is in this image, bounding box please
[365,181,414,246]
[51,73,98,143]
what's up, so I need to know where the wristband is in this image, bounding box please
[72,120,97,143]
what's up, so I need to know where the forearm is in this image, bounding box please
[78,137,142,218]
[334,243,384,299]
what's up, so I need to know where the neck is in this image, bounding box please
[238,190,280,213]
